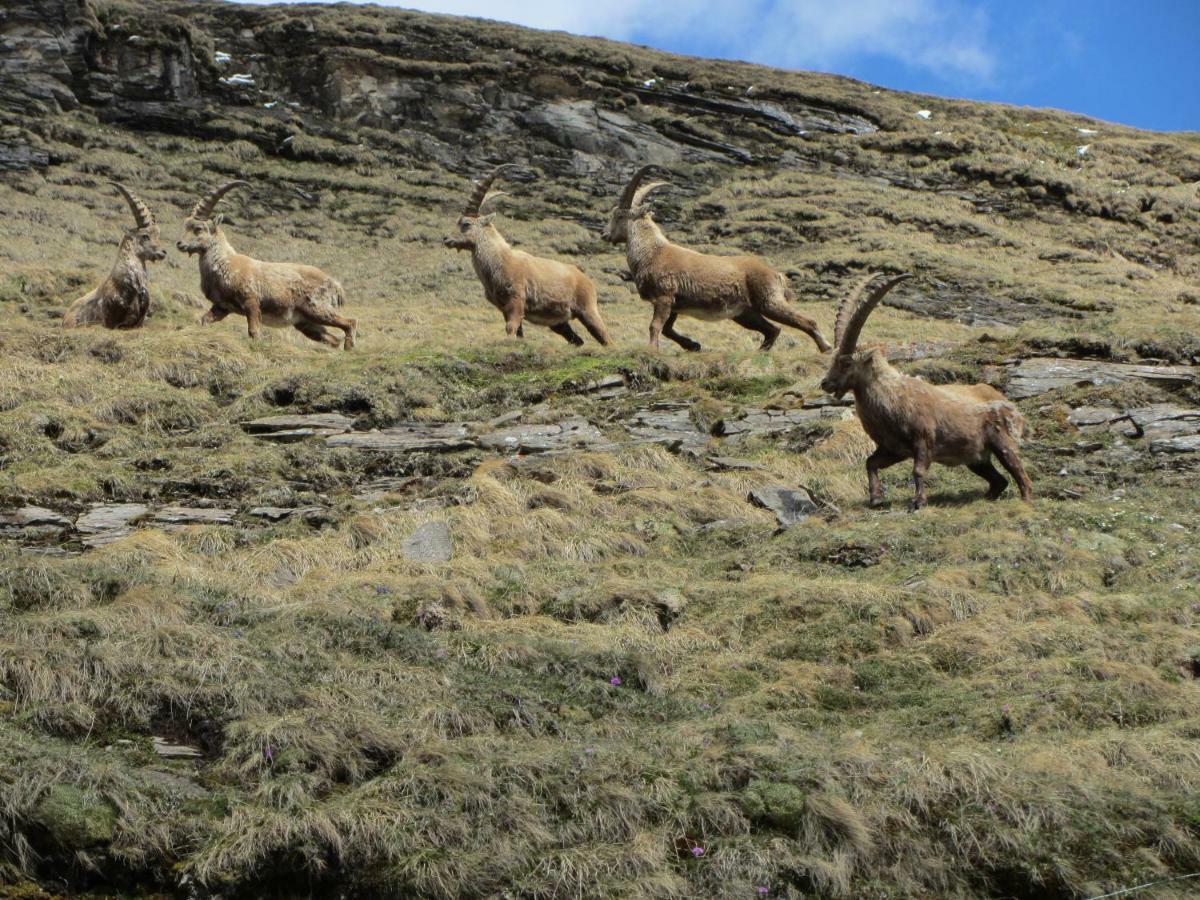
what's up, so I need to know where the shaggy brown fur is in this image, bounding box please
[444,166,611,347]
[603,165,830,353]
[63,183,166,329]
[177,181,356,349]
[821,273,1033,509]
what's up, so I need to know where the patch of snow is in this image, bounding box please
[221,73,256,88]
[1076,127,1098,135]
[643,78,659,88]
[915,109,932,119]
[214,50,232,65]
[1076,144,1091,157]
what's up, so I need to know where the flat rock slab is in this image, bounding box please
[748,484,821,527]
[153,506,236,526]
[575,374,627,399]
[0,506,72,529]
[715,406,852,440]
[624,404,709,452]
[247,506,325,521]
[479,417,609,454]
[243,413,355,440]
[1069,404,1200,439]
[76,503,150,533]
[327,422,475,453]
[1152,435,1200,454]
[1008,358,1197,400]
[402,521,453,562]
[709,457,762,471]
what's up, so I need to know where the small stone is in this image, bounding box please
[748,485,820,527]
[402,521,453,562]
[151,736,203,759]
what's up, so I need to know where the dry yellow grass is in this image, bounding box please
[3,2,1200,897]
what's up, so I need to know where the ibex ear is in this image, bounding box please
[212,213,225,228]
[478,213,496,227]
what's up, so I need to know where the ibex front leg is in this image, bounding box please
[648,296,674,350]
[866,447,902,507]
[201,306,229,325]
[502,296,526,338]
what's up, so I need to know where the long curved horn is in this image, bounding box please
[631,180,670,209]
[110,182,156,236]
[462,165,517,217]
[835,273,913,355]
[618,165,659,210]
[477,190,509,215]
[190,180,250,221]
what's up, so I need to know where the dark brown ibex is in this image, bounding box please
[63,183,166,329]
[603,165,830,354]
[176,181,356,349]
[444,166,612,347]
[820,273,1033,509]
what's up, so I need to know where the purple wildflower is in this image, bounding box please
[757,889,770,895]
[609,676,622,686]
[265,745,274,761]
[691,846,705,857]
[584,748,595,755]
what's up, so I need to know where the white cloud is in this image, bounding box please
[242,0,997,84]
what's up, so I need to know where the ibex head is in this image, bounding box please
[820,273,912,398]
[111,182,166,263]
[177,181,249,256]
[602,165,671,244]
[444,165,516,252]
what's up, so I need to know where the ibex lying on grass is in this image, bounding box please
[63,183,166,329]
[603,165,831,354]
[177,181,356,349]
[821,273,1033,509]
[444,166,612,347]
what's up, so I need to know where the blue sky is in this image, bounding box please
[240,0,1198,131]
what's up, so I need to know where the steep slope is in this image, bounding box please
[2,1,1200,898]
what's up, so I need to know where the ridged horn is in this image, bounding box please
[630,180,670,209]
[618,165,660,210]
[834,273,913,355]
[190,180,250,221]
[110,182,156,236]
[462,165,517,217]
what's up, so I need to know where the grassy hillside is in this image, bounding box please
[2,1,1200,898]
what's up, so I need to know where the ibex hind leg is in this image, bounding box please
[990,435,1034,502]
[968,459,1009,500]
[299,303,356,350]
[732,309,781,351]
[574,305,613,347]
[550,322,585,346]
[760,299,832,353]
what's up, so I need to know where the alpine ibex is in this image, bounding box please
[176,181,356,349]
[603,165,831,354]
[63,183,166,329]
[444,166,612,347]
[820,273,1033,509]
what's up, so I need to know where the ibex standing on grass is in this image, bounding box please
[603,165,831,354]
[63,183,166,329]
[177,181,356,349]
[820,273,1033,509]
[444,166,612,347]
